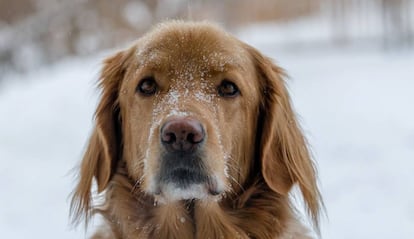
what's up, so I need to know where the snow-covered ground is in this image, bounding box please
[1,24,413,239]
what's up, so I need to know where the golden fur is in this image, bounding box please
[70,21,323,239]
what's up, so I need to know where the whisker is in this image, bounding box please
[228,174,245,193]
[131,174,145,194]
[224,154,245,193]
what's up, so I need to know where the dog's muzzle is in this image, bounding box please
[159,117,206,188]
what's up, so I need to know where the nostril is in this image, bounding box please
[187,133,195,144]
[187,130,203,144]
[162,132,176,144]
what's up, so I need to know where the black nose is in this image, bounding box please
[161,118,204,152]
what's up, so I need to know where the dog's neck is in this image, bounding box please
[95,164,305,239]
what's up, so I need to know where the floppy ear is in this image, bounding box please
[247,45,322,228]
[70,50,127,225]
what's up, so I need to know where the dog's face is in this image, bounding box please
[71,22,320,227]
[118,25,261,202]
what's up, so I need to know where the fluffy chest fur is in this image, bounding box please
[96,165,310,239]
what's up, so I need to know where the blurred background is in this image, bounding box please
[1,0,413,74]
[1,1,413,239]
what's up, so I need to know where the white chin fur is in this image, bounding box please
[157,183,212,203]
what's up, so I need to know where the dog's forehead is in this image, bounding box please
[135,22,249,75]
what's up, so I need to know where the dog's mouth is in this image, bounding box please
[162,168,208,187]
[152,152,223,201]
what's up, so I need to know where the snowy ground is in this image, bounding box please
[1,24,414,239]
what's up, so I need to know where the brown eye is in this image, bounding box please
[137,76,157,96]
[218,80,239,98]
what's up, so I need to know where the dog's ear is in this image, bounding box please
[70,50,128,225]
[246,44,322,229]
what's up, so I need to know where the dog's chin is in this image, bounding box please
[160,183,210,201]
[152,182,223,204]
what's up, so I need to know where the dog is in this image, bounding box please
[70,21,323,239]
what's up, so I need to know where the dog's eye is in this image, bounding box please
[137,77,158,96]
[218,80,239,98]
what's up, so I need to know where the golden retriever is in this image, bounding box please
[70,21,323,239]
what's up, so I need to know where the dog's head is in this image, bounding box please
[71,21,321,227]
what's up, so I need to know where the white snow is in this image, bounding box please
[276,49,414,239]
[0,54,104,238]
[1,23,414,239]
